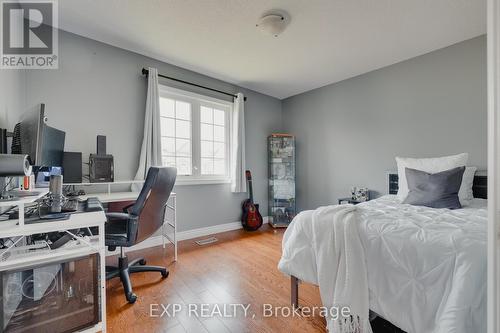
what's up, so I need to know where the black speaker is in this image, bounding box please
[89,154,114,183]
[97,135,106,156]
[62,152,82,183]
[0,128,7,154]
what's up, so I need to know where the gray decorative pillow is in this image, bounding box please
[403,166,465,209]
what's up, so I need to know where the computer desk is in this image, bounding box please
[0,204,107,333]
[0,189,49,226]
[65,181,178,261]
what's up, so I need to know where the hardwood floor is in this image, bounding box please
[106,224,404,333]
[106,225,327,333]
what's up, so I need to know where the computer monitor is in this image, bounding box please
[16,103,65,168]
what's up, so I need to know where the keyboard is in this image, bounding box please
[20,198,103,224]
[84,197,103,212]
[9,190,43,198]
[62,199,78,212]
[25,212,70,224]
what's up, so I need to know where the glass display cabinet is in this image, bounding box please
[268,134,295,228]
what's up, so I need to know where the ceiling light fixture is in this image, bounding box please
[256,11,289,37]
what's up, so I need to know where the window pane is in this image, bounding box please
[201,158,214,175]
[175,101,191,120]
[214,125,225,142]
[214,109,225,126]
[161,137,175,155]
[201,123,213,141]
[176,120,190,139]
[158,88,230,179]
[176,138,191,157]
[176,157,192,175]
[200,106,213,123]
[213,142,225,159]
[161,117,175,136]
[214,159,225,175]
[201,140,214,158]
[160,98,174,118]
[162,156,176,168]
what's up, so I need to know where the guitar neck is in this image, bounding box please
[248,180,254,203]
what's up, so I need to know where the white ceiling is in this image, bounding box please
[59,0,486,99]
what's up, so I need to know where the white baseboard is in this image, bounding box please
[106,216,269,256]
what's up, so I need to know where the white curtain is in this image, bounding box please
[231,92,246,193]
[133,67,162,189]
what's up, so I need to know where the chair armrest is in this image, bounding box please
[105,212,138,241]
[106,212,132,221]
[122,203,135,213]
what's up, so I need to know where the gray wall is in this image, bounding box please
[0,69,26,193]
[14,31,487,228]
[282,36,487,211]
[0,70,26,129]
[25,30,282,231]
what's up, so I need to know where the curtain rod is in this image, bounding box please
[141,68,246,101]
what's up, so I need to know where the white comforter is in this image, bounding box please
[278,195,487,333]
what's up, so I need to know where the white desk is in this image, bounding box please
[0,189,48,226]
[0,209,107,333]
[64,180,145,193]
[80,191,141,203]
[68,181,178,261]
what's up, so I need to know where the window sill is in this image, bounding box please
[175,178,231,186]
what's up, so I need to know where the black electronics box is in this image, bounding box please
[89,154,114,183]
[97,135,106,155]
[62,152,83,183]
[0,128,7,153]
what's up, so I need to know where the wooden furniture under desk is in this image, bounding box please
[64,181,178,261]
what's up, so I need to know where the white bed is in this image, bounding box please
[278,194,487,333]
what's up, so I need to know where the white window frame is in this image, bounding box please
[159,84,232,186]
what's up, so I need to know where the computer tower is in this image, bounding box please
[62,152,82,183]
[89,154,114,183]
[0,253,100,333]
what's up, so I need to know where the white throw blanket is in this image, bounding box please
[279,204,372,333]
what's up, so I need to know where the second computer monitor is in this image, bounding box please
[17,103,66,168]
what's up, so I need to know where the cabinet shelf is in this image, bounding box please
[268,134,296,228]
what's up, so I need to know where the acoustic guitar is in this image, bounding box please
[241,170,263,231]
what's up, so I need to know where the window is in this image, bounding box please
[160,98,192,176]
[200,105,226,175]
[159,85,232,184]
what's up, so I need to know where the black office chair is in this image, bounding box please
[105,166,177,303]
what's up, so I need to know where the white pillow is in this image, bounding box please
[458,166,477,206]
[396,153,469,200]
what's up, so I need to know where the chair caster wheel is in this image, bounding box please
[139,259,146,265]
[161,270,169,278]
[126,292,137,303]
